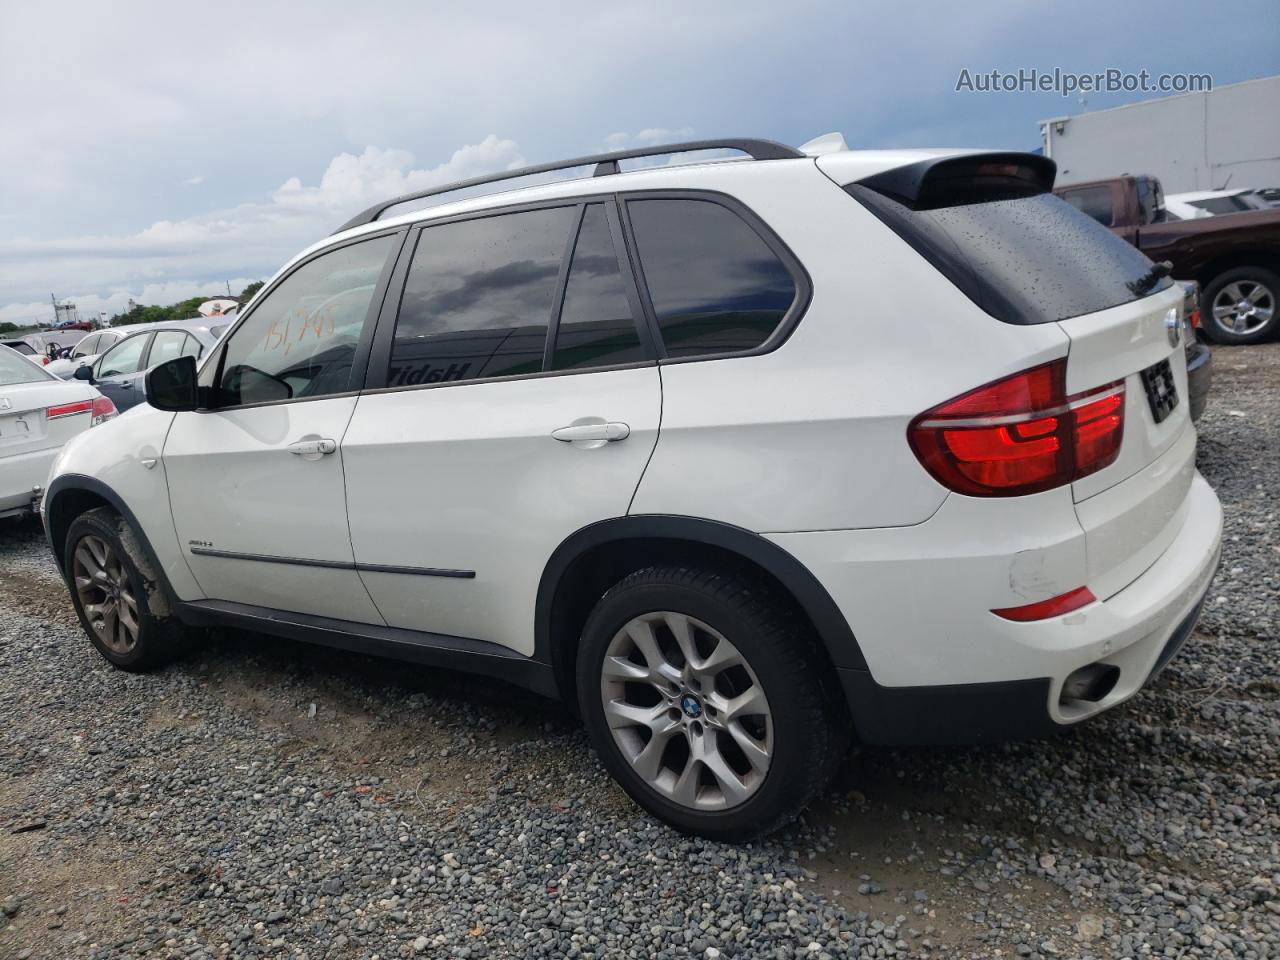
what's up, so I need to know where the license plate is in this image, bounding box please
[1140,358,1179,423]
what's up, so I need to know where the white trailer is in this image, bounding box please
[1041,75,1280,192]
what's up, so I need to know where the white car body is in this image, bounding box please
[0,346,114,518]
[46,330,124,379]
[1164,188,1272,220]
[44,139,1223,834]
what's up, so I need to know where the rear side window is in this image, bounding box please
[149,330,200,366]
[551,204,644,370]
[626,199,797,358]
[390,206,575,385]
[847,184,1172,325]
[1059,186,1114,226]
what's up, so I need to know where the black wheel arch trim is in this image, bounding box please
[43,474,179,603]
[534,515,869,676]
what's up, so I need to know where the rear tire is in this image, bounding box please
[577,564,843,841]
[64,507,192,671]
[1201,266,1279,344]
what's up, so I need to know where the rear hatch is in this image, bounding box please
[822,151,1196,599]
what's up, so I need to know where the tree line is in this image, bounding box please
[108,281,265,327]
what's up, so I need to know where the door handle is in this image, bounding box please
[551,422,630,443]
[288,438,337,456]
[119,381,134,389]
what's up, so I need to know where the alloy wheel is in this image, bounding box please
[600,611,773,811]
[1212,280,1274,336]
[72,534,140,655]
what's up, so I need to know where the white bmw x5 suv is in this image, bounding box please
[44,138,1222,840]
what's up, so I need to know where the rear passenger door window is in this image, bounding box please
[625,198,799,359]
[388,206,575,386]
[148,331,198,367]
[551,204,645,370]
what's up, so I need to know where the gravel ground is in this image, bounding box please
[1,343,1277,960]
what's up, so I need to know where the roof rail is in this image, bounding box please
[333,138,804,234]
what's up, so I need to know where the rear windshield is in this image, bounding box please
[846,186,1172,325]
[0,348,49,385]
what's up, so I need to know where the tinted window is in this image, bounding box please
[848,186,1172,325]
[1060,186,1114,226]
[552,204,644,370]
[97,334,150,377]
[149,330,199,366]
[628,199,796,358]
[0,348,48,385]
[1193,195,1252,215]
[389,206,574,386]
[73,335,98,357]
[7,342,35,356]
[216,235,394,407]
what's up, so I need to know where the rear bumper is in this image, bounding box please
[774,471,1222,746]
[838,591,1209,745]
[0,446,58,517]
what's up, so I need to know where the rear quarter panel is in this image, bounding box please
[630,163,1071,533]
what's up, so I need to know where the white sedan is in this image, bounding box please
[46,330,124,379]
[0,345,117,520]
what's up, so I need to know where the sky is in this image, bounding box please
[1,0,1277,326]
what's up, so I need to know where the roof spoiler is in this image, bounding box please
[856,152,1057,210]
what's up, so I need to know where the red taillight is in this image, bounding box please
[46,400,94,420]
[992,586,1096,621]
[1189,308,1201,329]
[90,395,118,426]
[40,356,50,365]
[909,359,1125,497]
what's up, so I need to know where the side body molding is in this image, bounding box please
[534,515,869,681]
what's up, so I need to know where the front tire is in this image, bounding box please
[1202,266,1279,344]
[64,507,190,671]
[577,565,842,841]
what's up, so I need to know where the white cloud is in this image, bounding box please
[603,128,696,150]
[0,136,526,320]
[182,175,205,186]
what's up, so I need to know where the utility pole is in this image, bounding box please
[226,280,232,296]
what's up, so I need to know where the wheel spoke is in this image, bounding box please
[631,720,680,780]
[602,654,649,682]
[603,698,664,731]
[720,685,767,722]
[75,544,104,580]
[663,612,700,670]
[1222,282,1245,303]
[1246,284,1267,305]
[726,722,771,773]
[701,749,750,806]
[671,757,701,807]
[1255,306,1274,322]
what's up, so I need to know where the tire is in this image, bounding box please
[1201,266,1279,345]
[64,507,191,671]
[576,564,843,841]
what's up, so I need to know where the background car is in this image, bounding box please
[0,344,116,520]
[73,320,223,412]
[1180,281,1213,421]
[45,329,124,379]
[1164,188,1274,220]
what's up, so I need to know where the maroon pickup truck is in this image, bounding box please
[1056,175,1280,345]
